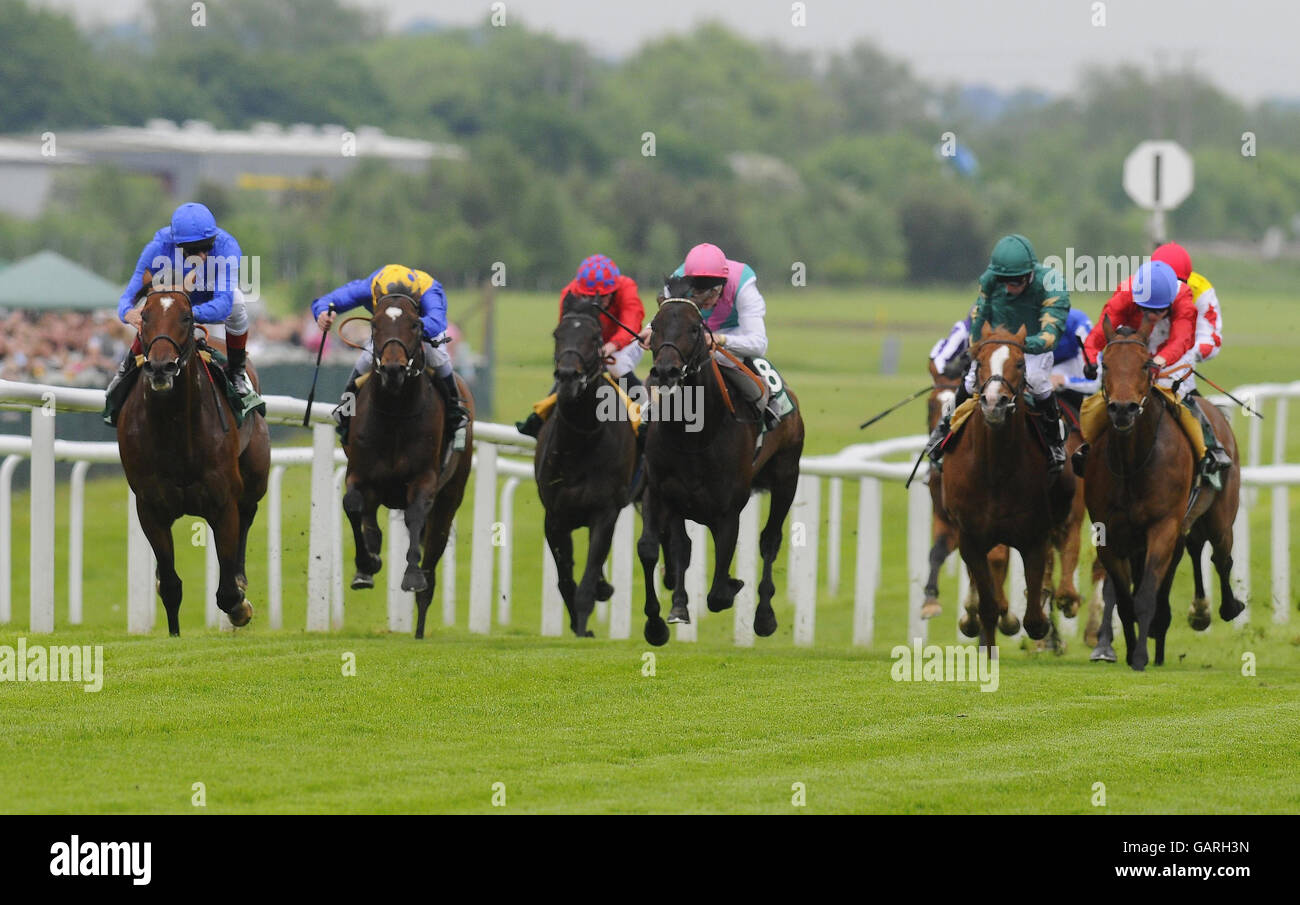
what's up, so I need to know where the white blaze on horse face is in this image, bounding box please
[159,297,173,311]
[983,345,1010,408]
[385,306,402,320]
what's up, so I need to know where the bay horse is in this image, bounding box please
[342,292,473,638]
[535,295,637,637]
[1083,317,1243,670]
[637,278,805,646]
[117,273,269,634]
[941,324,1076,650]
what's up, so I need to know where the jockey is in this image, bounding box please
[1050,307,1100,408]
[649,242,785,430]
[929,316,972,381]
[926,234,1072,473]
[515,254,646,438]
[312,264,469,448]
[107,202,253,410]
[1077,258,1232,478]
[1151,241,1225,374]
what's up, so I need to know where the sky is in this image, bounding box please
[36,0,1300,104]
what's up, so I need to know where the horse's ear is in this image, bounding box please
[979,321,993,340]
[1014,324,1027,342]
[1102,314,1115,342]
[1137,311,1157,343]
[134,270,153,304]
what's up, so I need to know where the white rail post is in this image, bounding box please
[853,477,881,648]
[1232,501,1250,627]
[826,477,842,596]
[790,476,820,646]
[0,455,22,624]
[677,520,707,643]
[267,465,284,630]
[498,478,519,626]
[468,443,496,634]
[1271,398,1290,625]
[332,466,347,629]
[126,489,155,634]
[610,504,634,640]
[734,494,759,647]
[205,522,220,629]
[442,521,457,626]
[387,508,413,633]
[1008,548,1027,638]
[306,422,335,631]
[68,460,89,625]
[29,403,55,633]
[541,538,563,636]
[906,476,929,644]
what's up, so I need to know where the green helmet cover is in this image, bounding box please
[988,234,1037,277]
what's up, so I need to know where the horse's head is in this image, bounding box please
[1100,314,1157,433]
[648,275,709,390]
[136,270,197,394]
[370,293,424,393]
[553,293,604,402]
[972,323,1027,427]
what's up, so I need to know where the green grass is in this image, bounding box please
[1,284,1298,813]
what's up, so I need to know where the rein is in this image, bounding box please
[653,297,742,417]
[141,291,228,432]
[1099,336,1165,480]
[372,293,425,379]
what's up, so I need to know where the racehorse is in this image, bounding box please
[1082,317,1243,670]
[637,276,805,646]
[940,324,1076,650]
[341,291,473,639]
[535,294,637,637]
[117,273,269,635]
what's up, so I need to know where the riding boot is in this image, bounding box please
[225,347,251,398]
[1185,396,1232,477]
[103,348,140,426]
[333,368,361,443]
[440,372,470,451]
[1036,393,1067,475]
[516,412,544,437]
[925,384,969,468]
[1071,442,1090,478]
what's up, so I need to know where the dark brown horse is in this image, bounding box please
[1083,318,1243,670]
[637,279,805,646]
[117,274,269,634]
[342,292,473,638]
[536,295,637,637]
[941,324,1076,650]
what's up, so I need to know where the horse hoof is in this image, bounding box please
[583,630,595,638]
[920,598,942,620]
[1089,644,1117,663]
[666,604,691,624]
[227,599,253,627]
[595,579,614,601]
[753,607,777,637]
[1188,600,1212,631]
[351,573,374,590]
[998,613,1021,636]
[365,555,383,574]
[707,593,735,613]
[1084,625,1100,647]
[958,613,981,638]
[401,568,428,593]
[1057,594,1081,619]
[644,618,669,647]
[1024,619,1050,641]
[1130,650,1149,672]
[1219,597,1245,622]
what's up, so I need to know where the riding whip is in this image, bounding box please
[859,386,932,429]
[302,302,334,428]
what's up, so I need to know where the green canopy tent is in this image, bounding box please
[0,250,123,311]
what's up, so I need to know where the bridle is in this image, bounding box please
[553,309,605,391]
[651,297,712,381]
[142,289,197,372]
[973,337,1027,411]
[1099,336,1158,416]
[372,293,424,379]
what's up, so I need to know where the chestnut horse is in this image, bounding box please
[941,324,1076,650]
[536,295,637,637]
[1083,318,1243,670]
[637,280,805,646]
[117,275,269,634]
[342,292,473,639]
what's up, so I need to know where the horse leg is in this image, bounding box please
[1084,557,1106,647]
[544,512,579,636]
[666,517,692,624]
[1053,504,1084,618]
[211,503,252,626]
[235,498,257,592]
[989,545,1018,636]
[401,482,436,593]
[1208,518,1246,622]
[1186,533,1211,630]
[1131,523,1181,672]
[138,504,182,636]
[706,510,743,613]
[958,565,981,638]
[959,535,1000,653]
[343,480,383,588]
[413,483,461,639]
[1020,540,1052,641]
[754,477,797,638]
[637,493,669,646]
[1152,544,1181,667]
[923,530,952,620]
[572,511,618,638]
